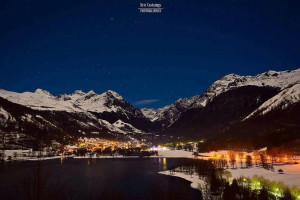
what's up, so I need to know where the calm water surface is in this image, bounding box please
[0,158,203,200]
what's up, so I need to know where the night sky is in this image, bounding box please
[0,0,299,108]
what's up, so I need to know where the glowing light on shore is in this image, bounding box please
[150,146,167,151]
[163,158,167,170]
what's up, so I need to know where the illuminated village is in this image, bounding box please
[63,138,158,157]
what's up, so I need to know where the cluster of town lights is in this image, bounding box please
[64,138,148,153]
[208,153,292,162]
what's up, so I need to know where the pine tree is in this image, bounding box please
[282,189,293,200]
[210,169,221,196]
[222,182,232,200]
[230,179,240,200]
[258,186,269,200]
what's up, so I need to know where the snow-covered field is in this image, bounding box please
[73,155,140,159]
[159,162,300,191]
[159,170,205,190]
[26,156,70,161]
[73,150,193,159]
[228,164,300,188]
[198,149,300,188]
[2,149,73,161]
[157,149,193,158]
[2,149,193,162]
[4,155,72,161]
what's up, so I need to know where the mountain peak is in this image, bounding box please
[73,90,86,95]
[267,70,278,74]
[86,90,96,95]
[220,73,243,80]
[34,88,51,96]
[105,90,123,100]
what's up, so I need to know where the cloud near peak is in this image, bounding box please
[133,99,159,106]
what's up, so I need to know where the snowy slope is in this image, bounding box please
[142,97,196,127]
[73,90,123,113]
[140,108,157,121]
[113,120,144,134]
[245,83,300,119]
[97,119,144,135]
[57,89,124,113]
[0,106,16,124]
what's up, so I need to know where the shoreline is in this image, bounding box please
[1,155,74,162]
[159,170,205,191]
[1,149,194,162]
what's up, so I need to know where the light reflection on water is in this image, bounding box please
[158,157,167,170]
[0,158,204,200]
[60,157,64,165]
[163,158,167,170]
[62,157,168,169]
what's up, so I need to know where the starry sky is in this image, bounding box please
[0,0,299,108]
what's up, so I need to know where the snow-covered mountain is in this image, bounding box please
[1,68,299,147]
[158,68,300,147]
[141,97,196,128]
[142,68,300,128]
[0,88,83,112]
[199,69,300,106]
[56,89,126,113]
[161,85,280,138]
[0,94,151,148]
[2,68,298,132]
[0,88,134,114]
[0,89,153,137]
[0,96,134,146]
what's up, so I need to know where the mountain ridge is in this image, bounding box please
[1,68,299,147]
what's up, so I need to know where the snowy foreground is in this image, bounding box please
[228,164,300,188]
[197,149,300,188]
[157,149,300,191]
[156,149,193,158]
[159,162,300,191]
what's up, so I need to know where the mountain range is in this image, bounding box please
[0,68,299,148]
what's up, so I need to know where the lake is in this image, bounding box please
[0,158,203,200]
